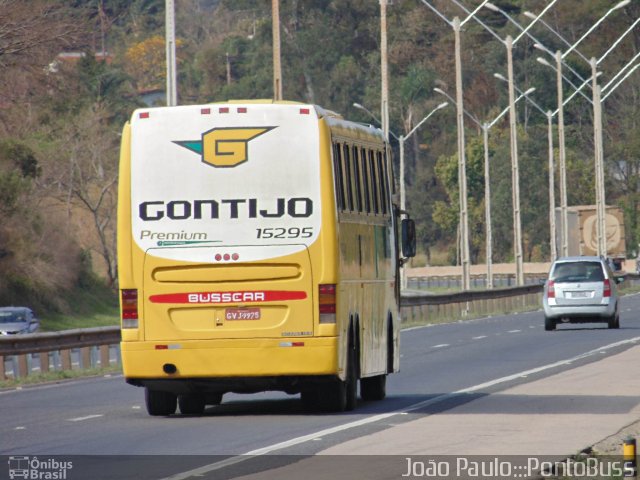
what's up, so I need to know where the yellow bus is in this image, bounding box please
[117,100,416,415]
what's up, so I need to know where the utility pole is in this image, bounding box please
[272,0,283,101]
[380,0,389,142]
[556,51,568,257]
[454,17,471,291]
[165,0,177,106]
[506,35,524,286]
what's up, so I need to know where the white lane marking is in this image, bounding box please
[15,426,25,430]
[508,330,521,333]
[432,344,449,348]
[472,336,487,340]
[160,335,640,480]
[0,374,124,396]
[67,414,103,422]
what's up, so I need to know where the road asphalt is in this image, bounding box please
[228,343,640,480]
[318,343,640,457]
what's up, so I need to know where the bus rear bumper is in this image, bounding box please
[121,336,339,394]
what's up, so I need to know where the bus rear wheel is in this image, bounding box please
[178,393,206,415]
[360,374,386,401]
[145,388,177,416]
[311,338,357,412]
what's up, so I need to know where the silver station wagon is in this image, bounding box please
[542,256,623,331]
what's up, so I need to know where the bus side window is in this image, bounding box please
[361,147,371,214]
[369,150,380,214]
[343,143,354,212]
[377,151,389,215]
[352,145,362,213]
[332,142,345,211]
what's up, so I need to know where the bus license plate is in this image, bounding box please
[225,308,261,321]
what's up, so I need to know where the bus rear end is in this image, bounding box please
[117,102,338,415]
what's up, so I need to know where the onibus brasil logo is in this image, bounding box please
[173,126,275,168]
[8,456,73,479]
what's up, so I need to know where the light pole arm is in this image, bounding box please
[602,62,640,102]
[525,13,590,64]
[536,57,592,104]
[562,0,630,59]
[405,103,448,140]
[460,0,490,27]
[597,16,640,66]
[487,85,535,128]
[513,0,558,44]
[434,88,482,128]
[417,0,453,27]
[448,0,505,45]
[352,103,400,142]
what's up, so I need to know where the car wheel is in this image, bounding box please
[608,315,620,329]
[544,317,556,331]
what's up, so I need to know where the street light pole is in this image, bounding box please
[272,0,283,101]
[506,35,524,286]
[482,123,493,288]
[528,0,631,258]
[555,51,568,258]
[547,111,557,261]
[592,58,606,257]
[399,102,448,288]
[165,0,177,106]
[495,72,555,263]
[453,17,471,291]
[420,0,492,292]
[380,0,390,142]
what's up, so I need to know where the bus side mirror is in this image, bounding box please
[401,218,416,258]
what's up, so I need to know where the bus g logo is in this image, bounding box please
[174,127,275,168]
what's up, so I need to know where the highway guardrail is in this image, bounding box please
[2,274,638,381]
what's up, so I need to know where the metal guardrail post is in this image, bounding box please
[0,326,121,380]
[100,345,110,368]
[39,352,49,373]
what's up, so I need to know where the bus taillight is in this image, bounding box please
[121,289,139,328]
[319,284,336,323]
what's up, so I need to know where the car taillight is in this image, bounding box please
[603,279,611,298]
[319,284,336,323]
[121,289,139,328]
[547,280,555,298]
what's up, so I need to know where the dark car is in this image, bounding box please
[542,256,623,331]
[0,307,40,335]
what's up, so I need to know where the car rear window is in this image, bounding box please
[551,261,604,283]
[0,310,29,323]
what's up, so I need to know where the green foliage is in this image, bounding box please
[0,0,639,319]
[0,172,27,215]
[0,141,40,178]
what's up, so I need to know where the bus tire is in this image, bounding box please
[206,392,223,406]
[386,319,395,374]
[317,333,358,412]
[145,388,177,416]
[360,374,386,401]
[178,394,206,415]
[300,389,320,411]
[344,337,358,411]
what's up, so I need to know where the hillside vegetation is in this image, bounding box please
[1,0,639,316]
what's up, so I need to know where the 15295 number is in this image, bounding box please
[256,227,313,239]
